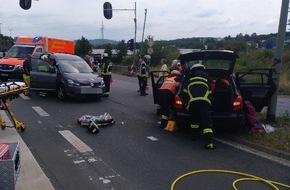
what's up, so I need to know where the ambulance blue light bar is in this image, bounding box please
[33,36,42,43]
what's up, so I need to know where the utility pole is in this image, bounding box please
[8,29,13,37]
[101,21,104,45]
[267,0,289,121]
[0,23,2,35]
[140,8,147,56]
[133,2,137,67]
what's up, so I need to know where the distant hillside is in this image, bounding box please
[89,39,118,46]
[88,31,290,48]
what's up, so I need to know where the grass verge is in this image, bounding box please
[237,111,290,153]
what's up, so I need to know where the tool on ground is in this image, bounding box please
[164,120,179,132]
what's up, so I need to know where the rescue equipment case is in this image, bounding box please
[0,142,21,190]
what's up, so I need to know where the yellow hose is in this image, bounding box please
[171,169,290,190]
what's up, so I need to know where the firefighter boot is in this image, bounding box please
[160,119,168,129]
[160,114,169,128]
[39,91,47,97]
[203,130,216,149]
[190,124,199,141]
[103,92,110,97]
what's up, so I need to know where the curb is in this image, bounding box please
[222,135,290,161]
[0,127,54,190]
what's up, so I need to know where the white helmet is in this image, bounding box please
[190,63,205,70]
[171,59,178,67]
[170,70,181,76]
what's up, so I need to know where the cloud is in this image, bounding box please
[0,0,282,41]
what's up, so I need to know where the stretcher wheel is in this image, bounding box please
[1,125,5,130]
[16,122,26,132]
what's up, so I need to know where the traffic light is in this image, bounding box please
[127,39,134,51]
[103,2,113,20]
[19,0,31,10]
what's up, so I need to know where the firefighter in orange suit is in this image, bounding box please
[158,69,182,128]
[182,64,215,149]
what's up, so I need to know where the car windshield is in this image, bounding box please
[5,46,35,58]
[57,59,93,73]
[185,59,231,71]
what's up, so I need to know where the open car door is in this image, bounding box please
[236,69,276,112]
[150,71,170,104]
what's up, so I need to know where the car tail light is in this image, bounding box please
[233,95,243,111]
[174,95,183,110]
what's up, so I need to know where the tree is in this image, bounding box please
[117,40,127,56]
[236,33,244,40]
[148,41,179,66]
[115,40,127,64]
[74,36,92,57]
[0,34,13,52]
[104,44,113,58]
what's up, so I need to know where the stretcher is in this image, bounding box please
[0,82,28,132]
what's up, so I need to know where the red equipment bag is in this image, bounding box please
[0,143,9,160]
[244,101,264,132]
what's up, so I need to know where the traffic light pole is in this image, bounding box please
[103,2,137,65]
[267,0,289,121]
[133,2,137,67]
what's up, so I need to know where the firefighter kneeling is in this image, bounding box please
[158,69,181,128]
[182,64,216,149]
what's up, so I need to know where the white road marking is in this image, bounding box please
[59,130,92,153]
[73,160,86,164]
[216,138,290,168]
[20,94,30,100]
[147,136,158,141]
[32,106,50,116]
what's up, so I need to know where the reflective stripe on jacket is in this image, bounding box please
[183,76,211,111]
[160,75,178,94]
[101,62,113,75]
[139,62,147,77]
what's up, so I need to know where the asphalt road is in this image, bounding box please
[6,74,290,190]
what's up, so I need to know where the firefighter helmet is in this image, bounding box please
[190,63,205,70]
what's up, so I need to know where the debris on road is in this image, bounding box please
[77,113,115,134]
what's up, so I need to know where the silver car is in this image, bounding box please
[30,53,105,100]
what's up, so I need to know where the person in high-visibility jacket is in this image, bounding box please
[139,58,148,96]
[182,63,215,149]
[101,57,113,97]
[136,58,142,92]
[158,69,182,128]
[159,58,169,77]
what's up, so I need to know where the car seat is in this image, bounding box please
[211,78,232,112]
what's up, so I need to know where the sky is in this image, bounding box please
[0,0,285,42]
